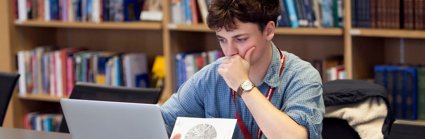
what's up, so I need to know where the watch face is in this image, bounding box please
[241,81,254,91]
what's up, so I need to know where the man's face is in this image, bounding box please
[215,20,274,65]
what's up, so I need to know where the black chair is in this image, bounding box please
[58,82,162,133]
[322,80,394,139]
[0,72,20,126]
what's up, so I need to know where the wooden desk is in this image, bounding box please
[0,127,71,139]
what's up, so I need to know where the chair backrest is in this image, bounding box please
[59,82,162,133]
[322,80,394,139]
[0,72,20,126]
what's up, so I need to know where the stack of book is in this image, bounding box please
[170,0,344,28]
[352,0,425,30]
[23,113,62,132]
[374,65,425,120]
[15,0,161,22]
[278,0,344,28]
[311,55,346,82]
[17,46,151,97]
[175,50,223,89]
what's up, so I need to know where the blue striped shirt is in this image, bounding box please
[161,43,324,139]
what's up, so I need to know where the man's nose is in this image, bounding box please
[226,42,238,56]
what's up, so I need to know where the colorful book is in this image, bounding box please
[123,53,149,87]
[285,0,299,27]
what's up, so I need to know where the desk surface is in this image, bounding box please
[0,127,71,139]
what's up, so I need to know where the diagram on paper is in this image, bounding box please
[185,123,217,139]
[171,117,237,139]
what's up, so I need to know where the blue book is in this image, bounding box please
[30,113,38,130]
[103,0,110,21]
[386,66,400,118]
[176,53,187,90]
[351,0,358,27]
[42,54,50,94]
[278,0,291,27]
[86,0,93,21]
[114,56,121,86]
[362,0,371,27]
[402,67,418,120]
[394,66,404,119]
[284,0,299,27]
[43,115,53,132]
[123,0,143,21]
[374,65,388,88]
[50,0,60,20]
[184,0,192,24]
[321,0,334,27]
[73,0,82,21]
[303,0,314,27]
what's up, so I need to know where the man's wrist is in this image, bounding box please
[237,80,255,97]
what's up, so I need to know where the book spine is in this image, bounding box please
[285,0,299,27]
[418,68,425,119]
[17,51,27,96]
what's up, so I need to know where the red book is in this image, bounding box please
[59,48,83,96]
[190,0,199,24]
[66,57,74,96]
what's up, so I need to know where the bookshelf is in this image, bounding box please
[15,20,162,30]
[351,28,425,39]
[274,28,343,36]
[1,0,424,130]
[168,24,212,32]
[18,94,64,103]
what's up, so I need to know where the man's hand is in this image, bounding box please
[218,47,255,91]
[170,133,181,139]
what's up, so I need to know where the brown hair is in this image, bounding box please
[207,0,281,31]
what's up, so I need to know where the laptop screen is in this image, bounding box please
[59,82,162,133]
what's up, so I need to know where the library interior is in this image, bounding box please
[0,0,425,139]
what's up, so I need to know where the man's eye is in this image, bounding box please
[236,38,247,42]
[218,39,225,43]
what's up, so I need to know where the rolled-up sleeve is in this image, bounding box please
[282,65,325,139]
[160,72,206,136]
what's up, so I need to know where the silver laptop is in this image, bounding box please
[60,99,168,139]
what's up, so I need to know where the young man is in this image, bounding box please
[161,0,324,139]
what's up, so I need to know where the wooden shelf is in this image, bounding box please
[167,24,343,36]
[168,24,213,32]
[14,20,162,30]
[351,28,425,39]
[275,28,343,36]
[18,94,67,102]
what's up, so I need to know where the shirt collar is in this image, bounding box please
[260,42,283,88]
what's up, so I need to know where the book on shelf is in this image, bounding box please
[311,55,346,82]
[23,113,62,132]
[175,50,223,90]
[374,65,423,120]
[320,0,343,28]
[123,53,149,88]
[15,0,154,22]
[352,0,425,30]
[418,68,425,119]
[170,0,343,28]
[140,0,163,21]
[17,46,153,98]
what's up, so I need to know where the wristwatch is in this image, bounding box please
[237,80,255,97]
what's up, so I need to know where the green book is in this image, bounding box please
[418,68,425,119]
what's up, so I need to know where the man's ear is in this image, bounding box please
[264,21,275,41]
